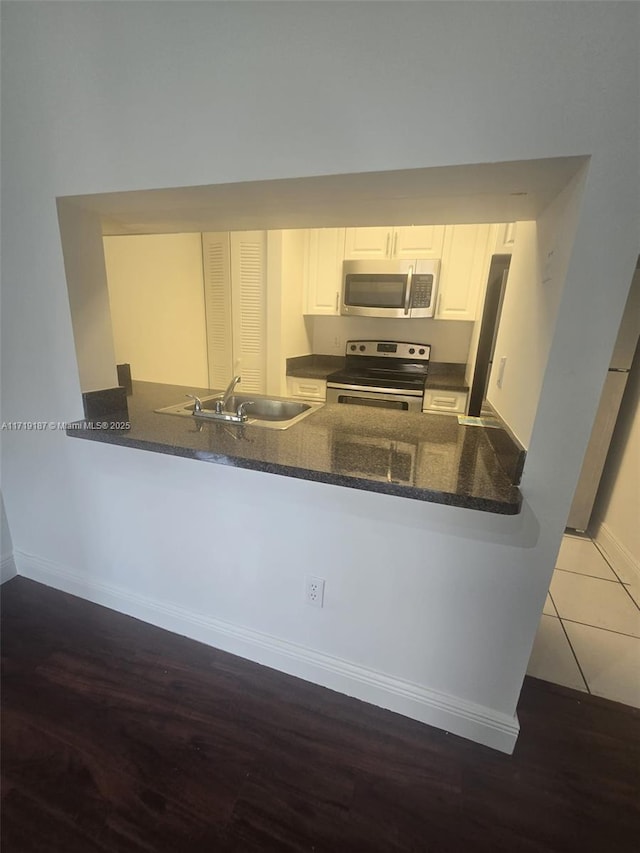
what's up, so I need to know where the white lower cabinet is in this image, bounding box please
[286,376,327,401]
[422,389,468,415]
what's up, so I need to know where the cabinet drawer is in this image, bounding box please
[286,377,327,401]
[422,390,468,415]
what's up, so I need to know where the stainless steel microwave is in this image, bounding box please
[341,259,440,319]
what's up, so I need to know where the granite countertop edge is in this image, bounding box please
[67,381,522,516]
[65,425,521,515]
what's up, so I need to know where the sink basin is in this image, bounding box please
[155,392,322,429]
[223,394,308,422]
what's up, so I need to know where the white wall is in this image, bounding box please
[103,228,310,395]
[488,171,586,447]
[312,316,473,362]
[58,202,119,392]
[1,2,638,751]
[103,233,209,387]
[278,231,312,392]
[593,340,640,581]
[266,229,313,395]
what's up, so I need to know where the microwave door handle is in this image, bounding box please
[404,265,414,315]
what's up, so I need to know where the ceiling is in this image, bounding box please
[60,156,588,236]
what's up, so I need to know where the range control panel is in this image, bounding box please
[345,340,431,361]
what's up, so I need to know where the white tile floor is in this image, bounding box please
[527,534,640,708]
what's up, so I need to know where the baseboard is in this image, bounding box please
[594,523,640,584]
[1,553,17,584]
[14,549,519,754]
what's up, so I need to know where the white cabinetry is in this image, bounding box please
[286,376,327,401]
[344,226,445,260]
[202,231,267,394]
[393,226,446,259]
[303,228,345,315]
[303,222,499,323]
[422,389,468,415]
[494,222,517,254]
[436,224,491,322]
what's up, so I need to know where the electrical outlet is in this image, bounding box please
[305,576,325,608]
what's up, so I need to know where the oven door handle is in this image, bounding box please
[404,265,414,315]
[326,382,424,397]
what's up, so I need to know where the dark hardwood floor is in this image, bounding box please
[1,577,638,852]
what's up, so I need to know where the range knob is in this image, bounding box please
[409,347,415,354]
[359,345,366,352]
[350,344,357,351]
[419,348,426,355]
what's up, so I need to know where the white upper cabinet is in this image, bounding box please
[494,222,517,254]
[344,226,445,260]
[303,222,501,322]
[343,227,390,259]
[303,228,345,315]
[392,226,446,259]
[436,224,491,322]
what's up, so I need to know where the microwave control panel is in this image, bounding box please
[411,274,434,308]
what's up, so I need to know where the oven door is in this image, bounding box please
[326,383,423,412]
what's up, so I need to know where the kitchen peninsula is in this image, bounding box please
[66,381,523,515]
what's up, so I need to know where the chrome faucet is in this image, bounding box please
[186,376,251,423]
[216,375,241,413]
[185,393,203,413]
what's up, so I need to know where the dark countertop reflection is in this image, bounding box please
[66,381,522,515]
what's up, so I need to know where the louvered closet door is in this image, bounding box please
[230,231,267,394]
[202,233,233,390]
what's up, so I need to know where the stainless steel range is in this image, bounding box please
[326,340,431,411]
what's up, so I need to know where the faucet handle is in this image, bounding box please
[185,394,203,413]
[236,401,255,420]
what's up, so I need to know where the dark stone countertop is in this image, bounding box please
[286,354,345,379]
[424,363,469,392]
[286,355,469,391]
[66,381,522,515]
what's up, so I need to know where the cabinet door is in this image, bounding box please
[393,225,445,259]
[202,232,233,389]
[230,231,267,394]
[436,224,491,321]
[494,222,517,254]
[303,228,345,315]
[286,377,327,401]
[344,227,392,259]
[422,390,468,415]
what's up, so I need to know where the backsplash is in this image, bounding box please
[311,316,474,363]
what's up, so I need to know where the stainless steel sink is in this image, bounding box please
[223,394,308,422]
[155,392,322,429]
